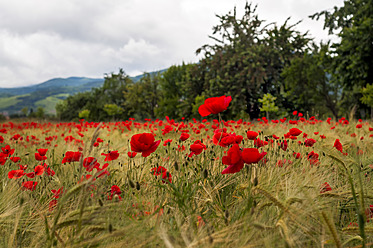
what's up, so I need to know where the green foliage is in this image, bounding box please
[360,84,373,107]
[310,0,373,119]
[156,63,193,119]
[78,109,90,119]
[281,43,342,118]
[29,106,45,119]
[310,0,373,89]
[103,104,123,118]
[21,107,28,117]
[191,94,205,117]
[56,91,92,121]
[124,72,160,119]
[258,93,279,119]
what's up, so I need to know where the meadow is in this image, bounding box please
[1,97,373,247]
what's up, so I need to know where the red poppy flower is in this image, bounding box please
[37,148,48,156]
[246,131,259,140]
[8,169,25,179]
[356,124,362,128]
[365,205,373,222]
[108,185,122,200]
[22,181,38,191]
[130,133,161,157]
[293,152,301,159]
[83,157,100,171]
[198,95,232,116]
[241,148,266,164]
[320,182,332,193]
[276,159,293,167]
[254,138,268,148]
[101,151,119,161]
[333,139,343,153]
[62,151,82,163]
[151,166,168,176]
[127,152,137,158]
[51,187,63,199]
[179,133,190,141]
[213,131,228,146]
[221,144,244,174]
[307,151,320,166]
[49,199,58,211]
[45,166,55,176]
[163,139,172,146]
[161,171,172,184]
[188,140,206,157]
[218,134,236,147]
[280,140,288,151]
[35,153,47,161]
[1,145,14,156]
[10,157,21,163]
[34,165,45,175]
[304,138,317,147]
[289,128,302,136]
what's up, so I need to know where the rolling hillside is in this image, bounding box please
[0,69,167,116]
[0,77,105,115]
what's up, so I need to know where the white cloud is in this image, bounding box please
[0,0,344,88]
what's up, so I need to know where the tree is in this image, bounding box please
[78,109,90,119]
[85,69,133,121]
[124,72,160,119]
[281,43,342,118]
[194,2,310,119]
[361,84,373,119]
[29,107,45,119]
[310,0,373,118]
[103,104,123,120]
[21,107,28,117]
[258,93,279,119]
[156,63,193,119]
[56,91,92,121]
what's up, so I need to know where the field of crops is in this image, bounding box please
[1,96,373,247]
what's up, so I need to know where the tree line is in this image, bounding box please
[56,0,373,121]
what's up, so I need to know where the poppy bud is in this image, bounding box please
[136,182,140,190]
[173,161,179,171]
[203,169,208,178]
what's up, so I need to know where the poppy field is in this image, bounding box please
[1,96,373,247]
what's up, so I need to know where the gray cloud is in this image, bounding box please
[0,0,343,88]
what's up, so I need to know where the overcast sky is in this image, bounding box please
[0,0,343,88]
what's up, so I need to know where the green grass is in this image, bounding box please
[0,95,24,109]
[35,94,69,114]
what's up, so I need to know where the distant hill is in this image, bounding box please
[0,70,166,116]
[0,77,105,115]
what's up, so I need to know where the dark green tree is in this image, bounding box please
[281,43,342,118]
[56,91,92,121]
[124,72,160,119]
[156,63,194,119]
[194,2,310,119]
[310,0,373,118]
[85,69,133,121]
